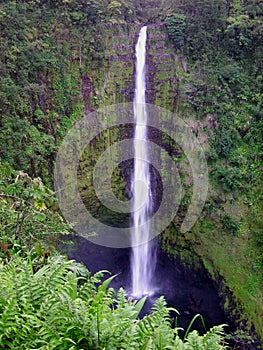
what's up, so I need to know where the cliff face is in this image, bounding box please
[85,23,138,107]
[79,23,180,109]
[79,22,262,345]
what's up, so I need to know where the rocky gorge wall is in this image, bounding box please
[78,22,262,347]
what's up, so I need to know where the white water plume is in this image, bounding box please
[131,26,155,297]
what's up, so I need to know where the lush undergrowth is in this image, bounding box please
[0,254,228,350]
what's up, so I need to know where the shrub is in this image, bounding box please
[0,254,228,349]
[165,14,186,50]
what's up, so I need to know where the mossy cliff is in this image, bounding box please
[146,24,262,345]
[77,21,263,345]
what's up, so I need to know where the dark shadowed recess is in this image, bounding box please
[77,124,183,228]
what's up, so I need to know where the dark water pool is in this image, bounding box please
[61,235,232,337]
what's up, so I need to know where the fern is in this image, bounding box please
[0,254,229,349]
[201,325,227,349]
[185,330,204,349]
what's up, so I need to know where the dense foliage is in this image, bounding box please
[0,0,136,185]
[165,14,186,50]
[166,0,263,262]
[0,162,70,262]
[166,0,263,61]
[0,254,228,349]
[162,0,263,343]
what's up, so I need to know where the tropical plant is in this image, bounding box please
[0,162,69,260]
[0,253,228,349]
[165,14,186,50]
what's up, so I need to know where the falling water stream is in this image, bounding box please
[131,26,155,297]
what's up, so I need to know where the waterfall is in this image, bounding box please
[131,26,155,297]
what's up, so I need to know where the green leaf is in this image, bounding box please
[133,296,147,319]
[98,273,117,293]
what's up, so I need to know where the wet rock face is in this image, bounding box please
[146,24,179,110]
[75,19,227,330]
[81,75,95,115]
[83,22,179,111]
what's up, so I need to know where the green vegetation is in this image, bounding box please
[0,162,69,260]
[161,0,263,343]
[165,14,186,50]
[0,0,262,347]
[0,0,137,185]
[0,254,228,349]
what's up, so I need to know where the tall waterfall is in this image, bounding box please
[131,26,154,297]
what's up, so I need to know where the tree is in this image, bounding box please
[0,162,69,259]
[166,0,228,60]
[165,14,186,50]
